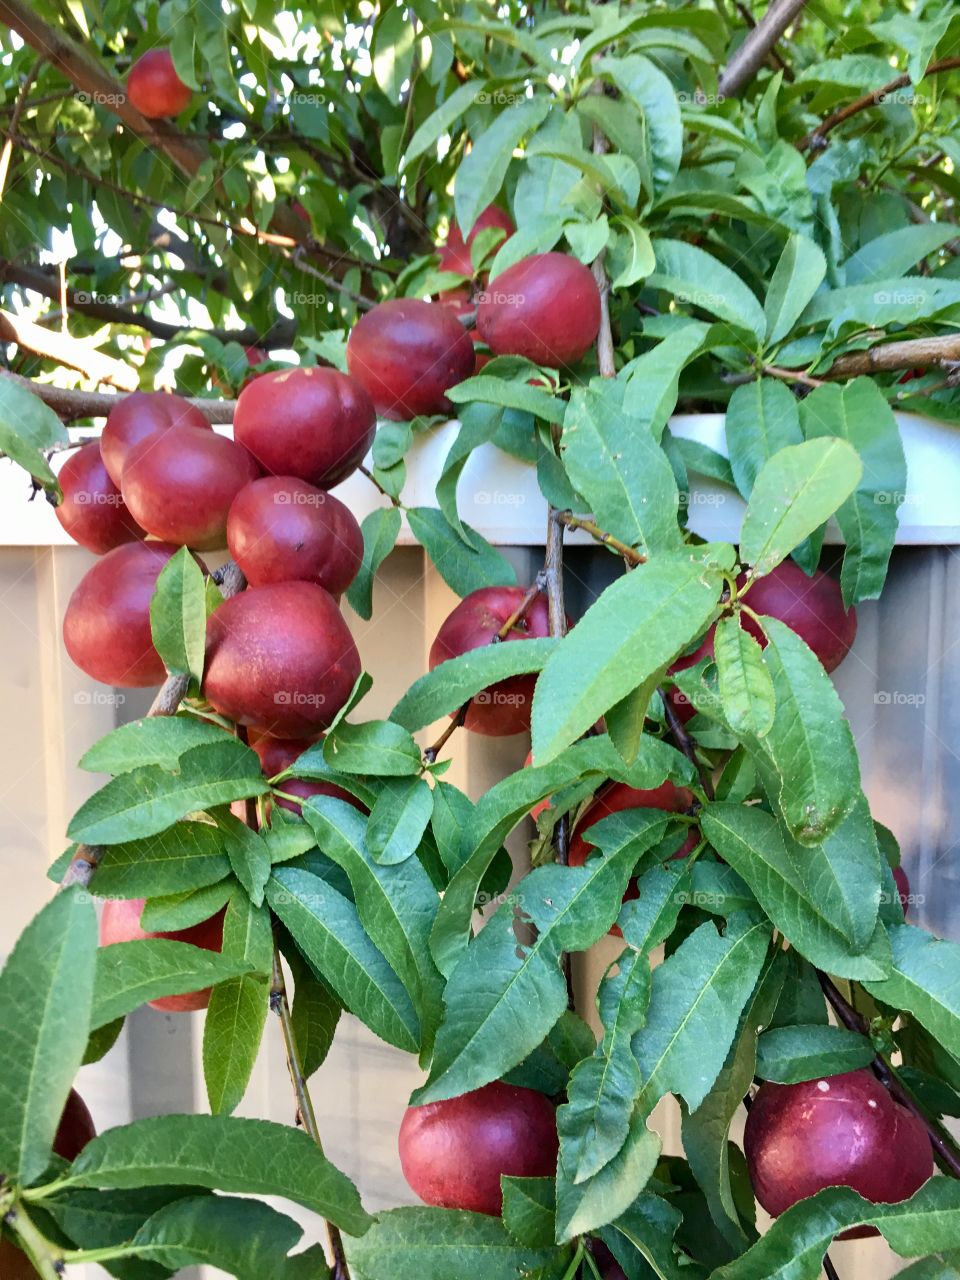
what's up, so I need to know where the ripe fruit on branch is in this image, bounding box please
[346,298,476,420]
[233,367,376,488]
[63,541,183,687]
[204,582,361,737]
[227,477,363,594]
[429,586,552,736]
[438,205,515,278]
[99,898,225,1012]
[476,253,601,367]
[399,1081,559,1216]
[101,390,210,486]
[744,1070,933,1237]
[0,1090,96,1278]
[739,562,856,673]
[55,441,145,554]
[121,426,259,551]
[126,48,192,118]
[249,731,362,815]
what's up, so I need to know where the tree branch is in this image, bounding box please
[557,511,646,565]
[0,56,41,199]
[0,371,236,423]
[0,309,139,389]
[798,56,960,152]
[823,333,960,380]
[718,0,809,99]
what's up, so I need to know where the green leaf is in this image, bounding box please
[724,379,803,501]
[79,717,227,775]
[621,322,713,440]
[0,378,68,487]
[68,740,269,845]
[739,438,862,577]
[66,1113,371,1235]
[203,892,272,1115]
[701,804,891,979]
[633,915,770,1118]
[501,1177,556,1249]
[869,7,957,83]
[324,720,422,777]
[755,1024,875,1083]
[598,55,682,194]
[391,638,556,732]
[607,1191,699,1280]
[682,955,784,1249]
[366,776,434,866]
[752,617,861,843]
[418,812,670,1103]
[712,1181,960,1279]
[140,880,234,932]
[302,797,443,1047]
[607,217,657,289]
[371,3,415,100]
[216,811,272,907]
[560,378,682,555]
[564,214,610,264]
[531,553,724,764]
[92,939,254,1029]
[0,889,97,1183]
[799,378,906,604]
[647,239,766,341]
[455,97,550,238]
[844,223,958,285]
[267,867,420,1052]
[714,617,775,738]
[445,373,566,424]
[864,924,960,1060]
[90,823,231,899]
[556,1113,661,1242]
[131,1194,327,1280]
[407,506,517,597]
[346,507,402,621]
[149,548,206,685]
[345,1206,562,1279]
[764,234,827,345]
[435,403,504,547]
[288,954,341,1080]
[403,81,482,168]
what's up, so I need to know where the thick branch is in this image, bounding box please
[0,310,138,389]
[0,371,235,423]
[718,0,809,99]
[823,333,960,380]
[798,56,960,151]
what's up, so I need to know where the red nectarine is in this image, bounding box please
[101,390,210,487]
[477,253,601,367]
[55,441,145,554]
[99,897,225,1012]
[126,49,192,119]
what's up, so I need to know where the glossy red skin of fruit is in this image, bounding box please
[0,1091,96,1275]
[227,476,363,594]
[347,298,476,420]
[477,253,601,367]
[399,1081,559,1216]
[126,49,192,119]
[101,390,210,486]
[249,731,362,816]
[744,1070,933,1239]
[55,441,146,554]
[233,367,375,488]
[204,582,361,737]
[63,541,183,687]
[893,865,910,916]
[739,562,857,672]
[439,204,515,277]
[100,898,225,1011]
[121,426,259,551]
[590,1241,628,1280]
[429,587,552,736]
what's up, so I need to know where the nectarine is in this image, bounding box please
[101,390,210,487]
[477,253,601,367]
[126,49,192,119]
[99,897,225,1012]
[55,441,145,554]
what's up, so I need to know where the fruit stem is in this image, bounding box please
[3,1203,62,1280]
[818,972,960,1178]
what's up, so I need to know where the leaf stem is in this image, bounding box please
[3,1203,62,1280]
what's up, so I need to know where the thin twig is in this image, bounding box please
[558,511,646,565]
[798,56,960,151]
[818,972,960,1178]
[0,57,41,200]
[661,690,715,801]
